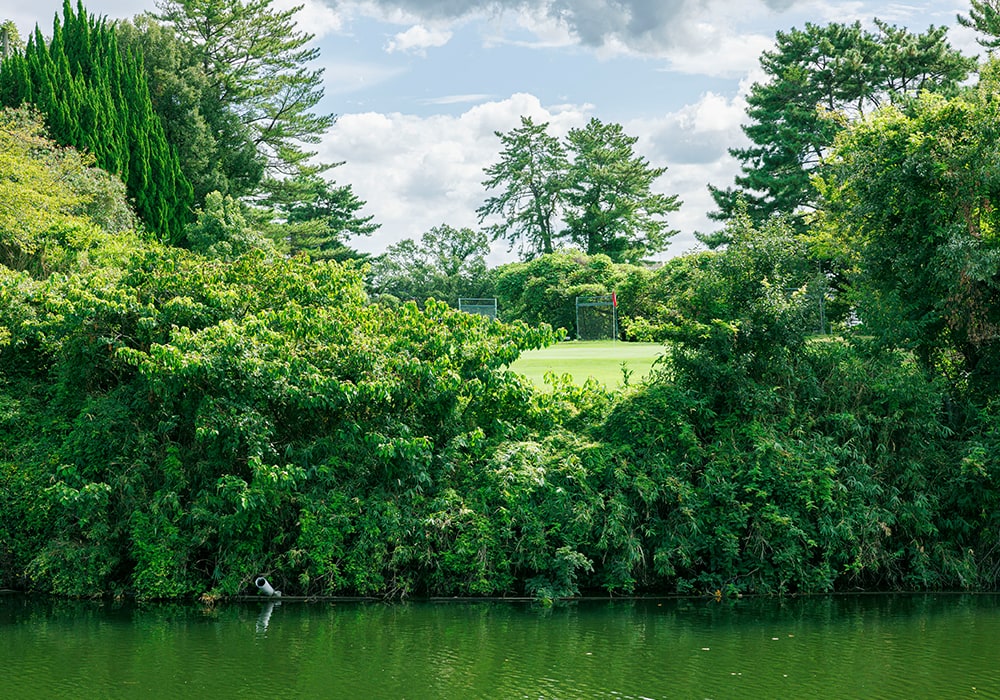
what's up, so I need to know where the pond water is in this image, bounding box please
[2,592,999,699]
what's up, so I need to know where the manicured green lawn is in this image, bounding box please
[508,340,665,390]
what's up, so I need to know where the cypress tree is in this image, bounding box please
[0,0,192,240]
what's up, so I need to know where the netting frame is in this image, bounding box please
[575,294,618,341]
[458,297,498,319]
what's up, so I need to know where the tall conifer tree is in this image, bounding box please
[958,0,1000,51]
[154,0,335,180]
[0,0,192,240]
[709,20,974,230]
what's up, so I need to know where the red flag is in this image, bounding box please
[611,291,617,307]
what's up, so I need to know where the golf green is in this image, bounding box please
[508,340,665,390]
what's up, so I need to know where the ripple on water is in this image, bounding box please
[2,594,1000,699]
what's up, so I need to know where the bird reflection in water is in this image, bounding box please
[256,600,281,635]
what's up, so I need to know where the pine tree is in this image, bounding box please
[259,165,378,262]
[479,116,678,262]
[154,0,335,179]
[958,0,1000,51]
[709,20,975,229]
[477,116,569,258]
[563,118,679,263]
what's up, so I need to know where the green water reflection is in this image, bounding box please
[2,593,999,698]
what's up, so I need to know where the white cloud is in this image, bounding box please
[320,89,751,263]
[328,0,809,59]
[318,94,592,262]
[385,24,453,54]
[420,94,495,105]
[660,27,775,78]
[274,0,345,38]
[480,5,579,50]
[947,17,986,61]
[623,91,751,257]
[630,92,748,167]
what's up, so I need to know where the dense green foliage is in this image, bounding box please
[813,66,1000,407]
[490,249,632,337]
[0,106,137,273]
[3,5,1000,603]
[0,216,558,597]
[5,176,996,600]
[369,224,492,308]
[0,0,193,240]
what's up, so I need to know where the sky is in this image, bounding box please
[5,0,983,264]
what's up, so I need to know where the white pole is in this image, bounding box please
[612,293,617,343]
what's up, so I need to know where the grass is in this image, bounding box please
[508,340,665,390]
